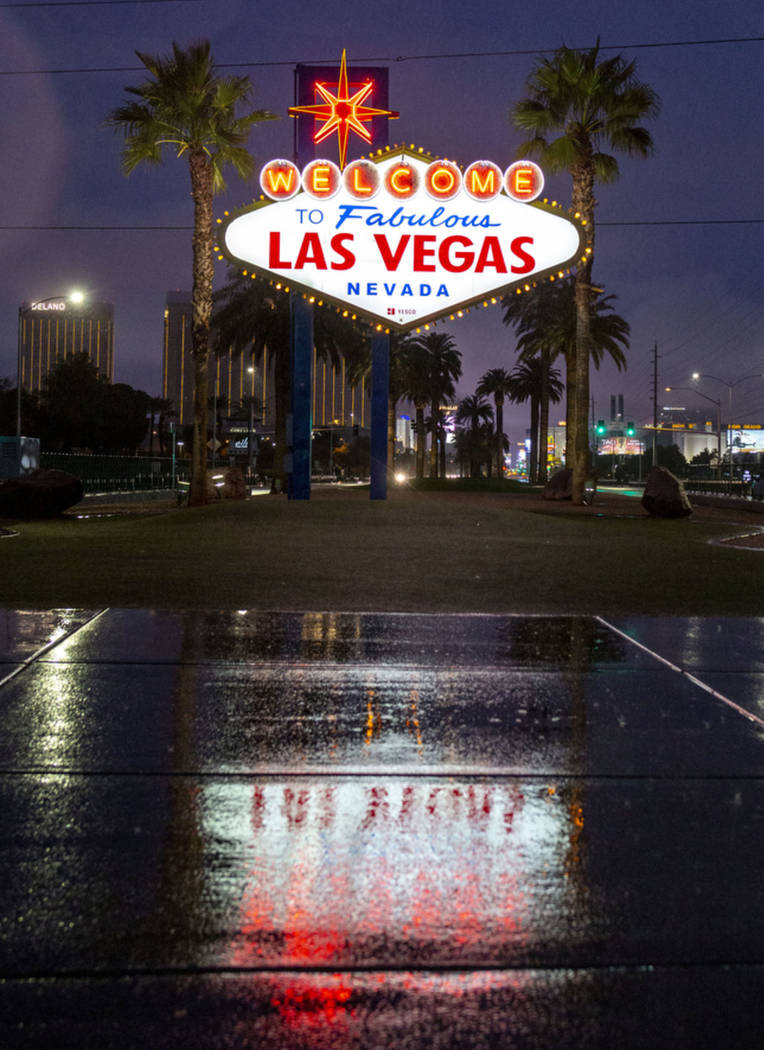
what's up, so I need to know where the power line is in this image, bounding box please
[600,219,764,227]
[1,218,762,230]
[0,35,761,77]
[1,1,201,7]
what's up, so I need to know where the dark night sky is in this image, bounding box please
[1,0,762,441]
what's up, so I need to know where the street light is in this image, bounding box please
[665,386,722,481]
[16,290,85,442]
[247,366,256,476]
[691,372,764,479]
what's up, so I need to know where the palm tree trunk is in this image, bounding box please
[415,403,425,479]
[537,347,550,484]
[188,148,214,506]
[529,396,539,482]
[571,159,595,504]
[387,392,397,476]
[429,402,438,478]
[564,345,575,467]
[495,398,504,477]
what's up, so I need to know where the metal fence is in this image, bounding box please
[683,479,756,499]
[40,453,189,493]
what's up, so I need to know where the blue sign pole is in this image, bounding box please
[370,332,389,500]
[289,293,313,500]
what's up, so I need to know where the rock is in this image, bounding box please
[205,467,247,501]
[641,466,692,518]
[543,469,598,503]
[544,468,573,500]
[0,469,84,518]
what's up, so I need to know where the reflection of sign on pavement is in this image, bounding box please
[218,148,584,333]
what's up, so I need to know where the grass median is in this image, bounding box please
[1,485,762,614]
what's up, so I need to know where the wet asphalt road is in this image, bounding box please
[0,609,763,1048]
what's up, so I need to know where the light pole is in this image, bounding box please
[691,372,764,480]
[16,290,84,442]
[247,366,256,478]
[665,386,722,481]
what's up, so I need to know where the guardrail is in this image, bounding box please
[683,480,754,498]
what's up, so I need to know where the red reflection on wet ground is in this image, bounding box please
[229,971,532,1046]
[270,974,356,1035]
[229,781,534,971]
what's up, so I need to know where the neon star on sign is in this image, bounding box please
[289,49,399,170]
[219,148,585,333]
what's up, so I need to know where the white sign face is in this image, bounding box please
[219,149,584,332]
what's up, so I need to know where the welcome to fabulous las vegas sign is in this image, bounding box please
[217,52,585,333]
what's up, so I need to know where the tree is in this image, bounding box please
[455,394,494,478]
[476,367,514,478]
[503,276,630,481]
[512,42,658,502]
[403,331,461,478]
[101,383,152,453]
[386,334,415,475]
[107,40,275,504]
[508,356,563,483]
[37,353,149,452]
[147,396,173,455]
[211,272,369,488]
[398,339,434,480]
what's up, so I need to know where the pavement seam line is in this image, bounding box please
[596,615,764,729]
[0,608,110,690]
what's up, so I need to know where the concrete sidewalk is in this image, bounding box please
[0,608,763,1048]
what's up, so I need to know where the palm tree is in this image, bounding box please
[455,394,494,478]
[212,272,370,488]
[387,334,415,475]
[475,368,514,478]
[212,276,289,486]
[156,400,175,455]
[107,40,275,505]
[509,356,564,483]
[512,42,658,502]
[503,276,630,481]
[404,331,461,478]
[398,340,434,480]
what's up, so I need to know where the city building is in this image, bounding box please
[18,298,114,393]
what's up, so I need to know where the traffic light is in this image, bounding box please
[595,420,607,435]
[626,421,635,436]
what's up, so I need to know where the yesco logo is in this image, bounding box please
[219,149,584,332]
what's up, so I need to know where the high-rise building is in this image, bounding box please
[18,298,114,393]
[162,291,371,432]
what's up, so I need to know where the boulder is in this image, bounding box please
[543,468,573,500]
[641,466,692,518]
[0,469,84,519]
[205,466,247,501]
[543,469,598,503]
